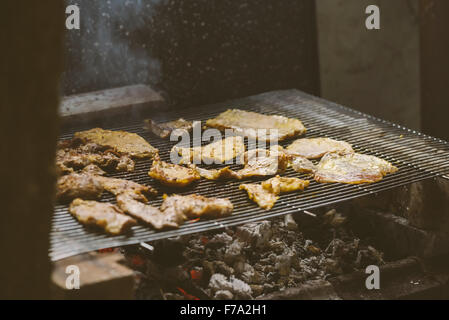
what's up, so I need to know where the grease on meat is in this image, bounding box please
[97,176,157,198]
[205,109,306,142]
[172,136,245,164]
[161,194,233,220]
[261,175,310,195]
[116,191,182,229]
[149,159,200,187]
[314,152,398,184]
[286,137,353,159]
[75,128,158,159]
[239,184,279,210]
[236,145,288,178]
[192,165,240,180]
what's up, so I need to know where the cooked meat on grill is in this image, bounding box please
[161,194,234,219]
[286,137,353,159]
[239,183,279,210]
[190,165,240,180]
[205,109,306,142]
[116,191,181,230]
[261,175,310,195]
[56,162,75,175]
[74,128,158,159]
[314,152,398,184]
[56,142,135,174]
[236,145,289,178]
[172,136,245,164]
[57,137,87,150]
[56,173,104,202]
[149,159,201,187]
[144,118,194,139]
[116,155,136,172]
[69,199,136,235]
[97,176,157,198]
[81,164,106,176]
[56,148,118,173]
[289,155,316,174]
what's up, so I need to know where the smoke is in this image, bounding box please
[63,0,164,96]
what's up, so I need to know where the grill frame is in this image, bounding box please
[50,89,449,261]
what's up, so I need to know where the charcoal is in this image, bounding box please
[207,233,233,248]
[224,240,245,264]
[236,221,272,249]
[214,261,234,277]
[208,273,253,299]
[131,211,386,300]
[250,284,264,297]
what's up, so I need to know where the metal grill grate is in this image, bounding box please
[50,90,449,261]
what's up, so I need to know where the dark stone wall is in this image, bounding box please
[63,0,319,107]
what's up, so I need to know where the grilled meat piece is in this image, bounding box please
[57,173,104,202]
[56,143,135,174]
[191,165,240,180]
[205,109,306,142]
[74,128,158,159]
[315,152,398,184]
[116,155,135,172]
[56,161,75,175]
[144,118,193,139]
[161,194,234,219]
[289,156,316,173]
[240,175,309,210]
[97,176,157,198]
[236,146,288,178]
[261,175,310,195]
[116,191,181,229]
[149,159,200,187]
[69,199,136,235]
[239,183,279,210]
[172,136,245,164]
[81,164,106,176]
[56,148,119,172]
[286,137,353,159]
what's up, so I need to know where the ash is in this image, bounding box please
[125,209,384,300]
